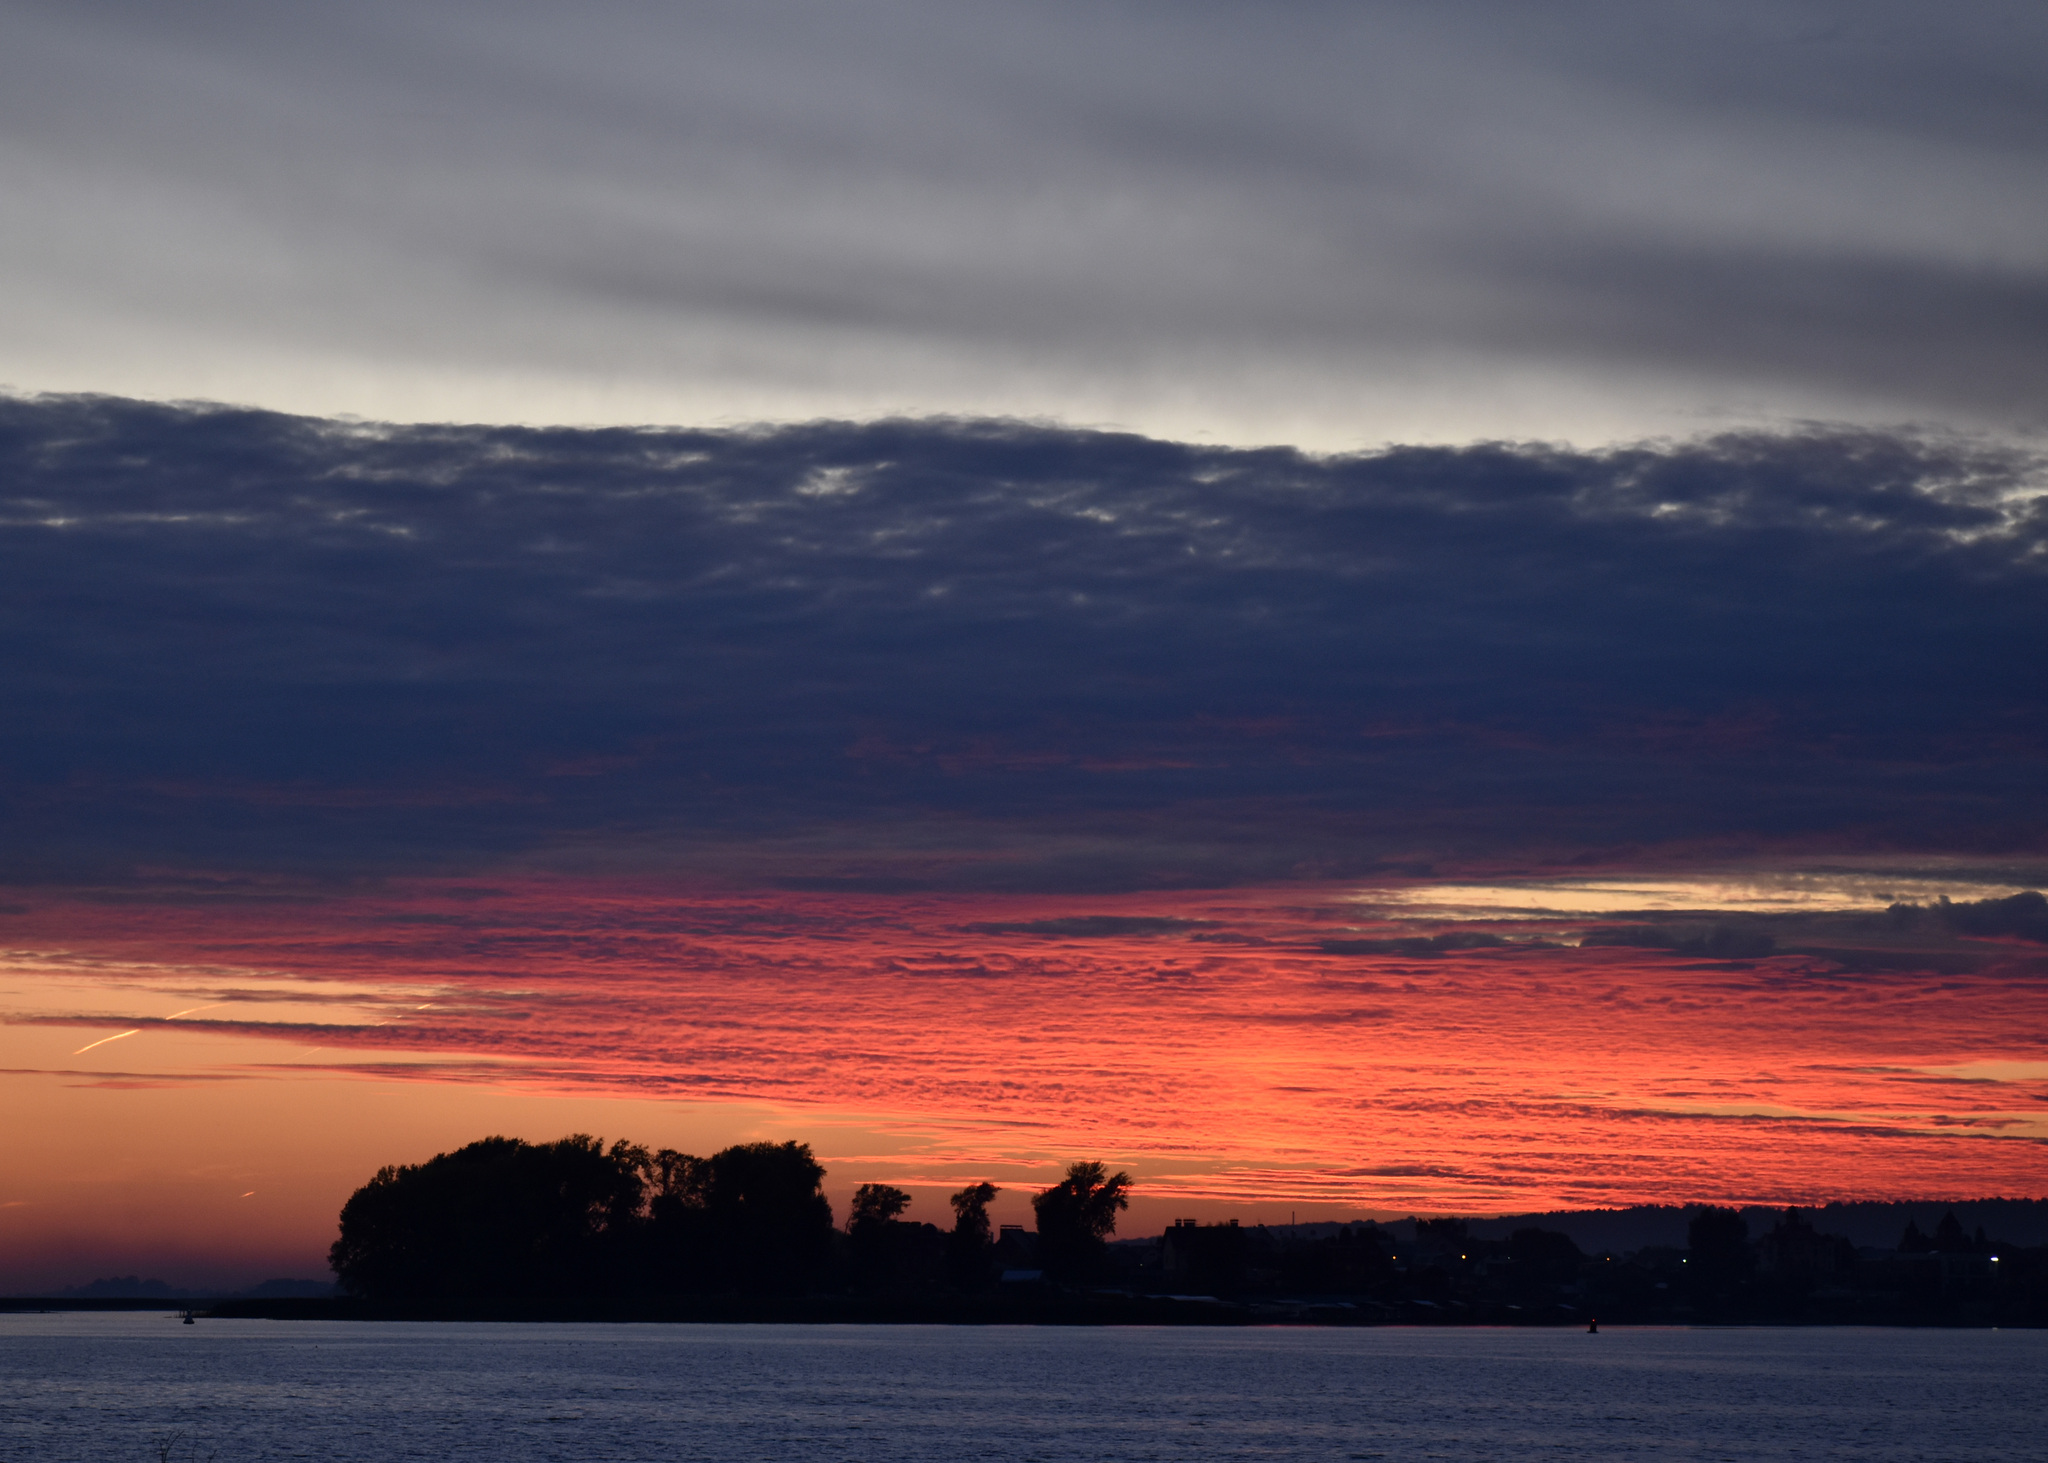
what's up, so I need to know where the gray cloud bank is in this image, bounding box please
[3,394,2044,888]
[4,1,2047,445]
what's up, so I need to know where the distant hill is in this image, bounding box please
[239,1277,338,1298]
[56,1276,193,1299]
[51,1276,335,1300]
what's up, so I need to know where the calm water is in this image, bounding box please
[1,1315,2041,1462]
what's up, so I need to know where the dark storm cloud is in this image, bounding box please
[2,394,2044,886]
[1578,925,1779,960]
[4,1,2046,442]
[1941,891,2048,942]
[1887,891,2048,944]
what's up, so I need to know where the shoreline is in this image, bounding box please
[5,1295,2038,1328]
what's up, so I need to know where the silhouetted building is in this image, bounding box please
[1161,1218,1246,1293]
[993,1224,1039,1269]
[1755,1208,1855,1280]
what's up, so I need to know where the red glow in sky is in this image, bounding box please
[4,876,2042,1287]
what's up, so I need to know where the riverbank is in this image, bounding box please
[5,1292,2040,1326]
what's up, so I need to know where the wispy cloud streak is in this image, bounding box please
[10,880,2045,1207]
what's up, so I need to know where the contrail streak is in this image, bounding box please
[73,1029,141,1055]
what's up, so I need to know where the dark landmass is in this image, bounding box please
[43,1275,336,1302]
[200,1293,1264,1325]
[21,1136,2042,1326]
[0,1297,229,1313]
[1372,1199,2048,1255]
[55,1276,191,1300]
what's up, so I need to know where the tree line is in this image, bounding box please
[327,1134,1130,1299]
[326,1134,2047,1324]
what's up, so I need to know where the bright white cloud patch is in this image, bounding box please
[1368,872,2041,919]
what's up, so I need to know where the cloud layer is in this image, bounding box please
[5,2,2048,443]
[7,880,2045,1212]
[3,394,2044,888]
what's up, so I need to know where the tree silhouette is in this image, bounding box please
[947,1181,1001,1290]
[664,1140,836,1295]
[1416,1217,1469,1246]
[848,1183,911,1231]
[1687,1204,1752,1309]
[845,1182,944,1293]
[1031,1160,1131,1282]
[950,1182,999,1243]
[1934,1209,1970,1253]
[1508,1227,1583,1285]
[329,1134,645,1298]
[331,1134,837,1299]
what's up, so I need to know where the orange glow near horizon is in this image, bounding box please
[2,876,2044,1288]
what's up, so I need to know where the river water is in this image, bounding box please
[1,1314,2039,1461]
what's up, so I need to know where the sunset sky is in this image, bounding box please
[3,1,2046,1291]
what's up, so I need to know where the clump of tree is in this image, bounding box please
[329,1133,1128,1302]
[1898,1209,1995,1255]
[1031,1160,1132,1282]
[948,1181,1002,1289]
[845,1182,948,1293]
[642,1140,836,1295]
[1506,1226,1584,1286]
[1273,1222,1394,1296]
[1685,1204,1753,1310]
[328,1135,646,1298]
[330,1135,833,1299]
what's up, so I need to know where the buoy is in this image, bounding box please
[1587,1318,1598,1333]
